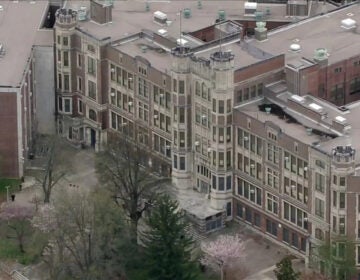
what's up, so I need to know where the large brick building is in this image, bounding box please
[52,1,360,277]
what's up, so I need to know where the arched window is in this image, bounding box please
[89,109,97,122]
[195,81,200,96]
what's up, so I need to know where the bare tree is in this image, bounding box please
[201,235,246,280]
[0,205,34,253]
[38,138,66,203]
[96,136,170,242]
[32,189,128,280]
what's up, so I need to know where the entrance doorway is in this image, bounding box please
[90,129,96,148]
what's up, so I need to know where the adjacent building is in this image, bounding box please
[0,0,56,178]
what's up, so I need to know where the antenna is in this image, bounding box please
[179,9,183,53]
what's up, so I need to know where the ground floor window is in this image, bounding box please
[266,219,277,237]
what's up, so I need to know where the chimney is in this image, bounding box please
[90,0,112,24]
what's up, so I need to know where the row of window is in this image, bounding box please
[237,153,262,180]
[283,202,308,230]
[153,110,171,133]
[194,135,210,156]
[110,111,134,137]
[109,88,134,113]
[195,81,211,101]
[283,151,308,179]
[212,175,232,191]
[212,99,232,114]
[236,83,263,103]
[235,202,306,252]
[237,128,263,156]
[153,134,171,158]
[283,176,309,204]
[212,150,232,169]
[173,154,186,170]
[195,104,211,128]
[109,64,134,89]
[236,178,262,206]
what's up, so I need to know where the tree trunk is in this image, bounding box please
[44,187,51,203]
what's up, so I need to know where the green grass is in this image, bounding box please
[0,178,21,202]
[0,220,48,265]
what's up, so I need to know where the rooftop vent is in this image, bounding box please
[335,116,346,123]
[338,106,349,112]
[291,94,305,103]
[218,10,226,21]
[177,38,188,46]
[0,5,3,11]
[158,29,168,36]
[314,48,328,61]
[347,13,354,17]
[289,43,301,52]
[154,11,167,24]
[341,18,356,29]
[309,103,323,112]
[183,8,191,19]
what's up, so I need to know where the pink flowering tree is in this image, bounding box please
[0,205,34,253]
[31,204,57,233]
[201,234,245,280]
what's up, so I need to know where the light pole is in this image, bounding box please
[5,186,10,203]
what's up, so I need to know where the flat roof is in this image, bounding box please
[263,82,360,164]
[0,0,49,86]
[251,4,360,65]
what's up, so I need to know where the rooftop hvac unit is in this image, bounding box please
[177,38,188,46]
[289,43,301,52]
[158,29,168,36]
[78,6,87,21]
[244,2,257,15]
[154,11,167,24]
[341,18,356,29]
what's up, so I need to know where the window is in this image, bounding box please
[63,36,69,46]
[334,67,342,73]
[283,202,308,229]
[291,233,298,249]
[266,219,277,237]
[350,77,360,95]
[315,159,325,169]
[315,228,324,241]
[138,78,148,97]
[226,202,232,217]
[64,74,70,91]
[87,44,95,53]
[267,144,279,164]
[77,77,82,92]
[63,98,71,113]
[88,80,97,100]
[237,178,262,206]
[179,157,185,170]
[218,100,224,114]
[283,228,289,243]
[78,99,83,114]
[340,177,346,186]
[236,203,243,218]
[77,54,82,67]
[226,175,232,190]
[195,81,200,96]
[333,191,337,207]
[315,198,325,219]
[179,80,184,94]
[138,102,149,122]
[179,108,185,123]
[254,213,261,227]
[266,193,278,215]
[63,51,69,67]
[267,168,279,189]
[87,57,96,75]
[88,109,97,122]
[315,173,325,193]
[339,216,345,235]
[340,192,345,209]
[173,155,178,169]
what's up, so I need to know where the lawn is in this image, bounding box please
[0,178,21,202]
[0,219,48,265]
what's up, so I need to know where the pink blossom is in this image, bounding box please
[201,234,245,272]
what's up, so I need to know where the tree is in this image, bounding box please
[141,195,199,280]
[36,137,66,203]
[96,136,169,242]
[0,205,34,253]
[300,271,330,280]
[274,256,300,280]
[201,234,245,280]
[32,189,129,280]
[317,239,356,280]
